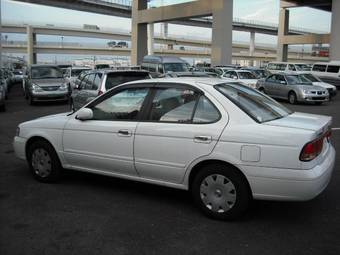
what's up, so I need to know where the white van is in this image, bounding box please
[266,62,311,74]
[311,61,340,86]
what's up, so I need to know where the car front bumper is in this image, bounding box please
[299,94,329,102]
[31,91,69,102]
[242,145,335,201]
[13,136,27,160]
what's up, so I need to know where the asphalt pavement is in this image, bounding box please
[0,83,339,255]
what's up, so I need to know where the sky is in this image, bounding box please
[0,0,332,63]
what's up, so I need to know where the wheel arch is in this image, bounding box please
[25,136,58,161]
[187,159,253,197]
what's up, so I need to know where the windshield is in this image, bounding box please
[295,64,311,71]
[105,72,150,90]
[164,63,189,73]
[215,82,292,123]
[238,72,256,79]
[286,75,313,85]
[71,69,89,77]
[299,73,320,82]
[31,66,63,79]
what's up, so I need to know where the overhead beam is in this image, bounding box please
[281,34,330,45]
[137,0,213,24]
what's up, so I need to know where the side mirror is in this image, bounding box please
[76,108,93,121]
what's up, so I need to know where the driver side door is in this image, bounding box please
[63,86,151,176]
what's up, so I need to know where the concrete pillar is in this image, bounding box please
[161,23,168,38]
[249,31,255,66]
[277,7,289,62]
[330,0,340,60]
[211,0,233,66]
[147,23,154,55]
[27,26,37,65]
[131,0,148,65]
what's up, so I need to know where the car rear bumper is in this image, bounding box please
[13,136,27,160]
[242,145,335,201]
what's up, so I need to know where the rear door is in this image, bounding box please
[134,83,228,184]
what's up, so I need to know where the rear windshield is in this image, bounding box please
[238,72,256,79]
[105,72,150,90]
[215,82,292,123]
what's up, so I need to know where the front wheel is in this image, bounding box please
[27,140,62,182]
[191,164,251,220]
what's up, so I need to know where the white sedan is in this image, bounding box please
[222,70,259,89]
[13,78,335,220]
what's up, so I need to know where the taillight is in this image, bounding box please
[98,90,104,96]
[300,130,331,161]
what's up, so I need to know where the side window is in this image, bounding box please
[148,64,157,73]
[91,87,149,121]
[224,72,232,78]
[85,73,96,90]
[266,75,275,82]
[327,65,340,73]
[79,74,89,89]
[141,64,149,71]
[288,64,296,71]
[277,75,286,84]
[312,64,326,72]
[231,71,238,78]
[93,73,102,90]
[149,87,199,123]
[193,96,220,124]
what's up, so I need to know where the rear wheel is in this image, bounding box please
[191,163,251,220]
[288,91,297,104]
[27,140,62,182]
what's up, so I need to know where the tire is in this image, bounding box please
[288,91,297,104]
[191,163,251,220]
[28,94,35,105]
[27,140,62,183]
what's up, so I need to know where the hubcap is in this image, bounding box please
[200,174,236,213]
[289,94,295,103]
[31,148,52,178]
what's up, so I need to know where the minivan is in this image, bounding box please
[266,62,311,74]
[141,55,189,77]
[311,61,340,87]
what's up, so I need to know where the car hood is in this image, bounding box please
[32,78,65,87]
[297,84,326,91]
[20,112,71,130]
[264,112,332,133]
[312,81,336,89]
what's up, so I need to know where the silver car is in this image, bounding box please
[24,65,70,105]
[256,73,329,104]
[70,70,151,111]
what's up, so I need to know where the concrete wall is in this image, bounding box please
[330,0,340,60]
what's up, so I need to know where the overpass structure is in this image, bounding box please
[1,23,326,64]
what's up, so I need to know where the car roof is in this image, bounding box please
[125,77,238,87]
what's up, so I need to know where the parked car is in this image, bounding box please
[214,67,236,77]
[13,78,335,220]
[64,66,92,90]
[256,73,329,104]
[141,55,189,77]
[311,61,340,87]
[240,67,270,79]
[70,69,151,111]
[12,69,24,83]
[222,70,258,88]
[296,73,337,97]
[24,65,70,105]
[266,62,311,74]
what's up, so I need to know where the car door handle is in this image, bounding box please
[194,135,212,143]
[118,130,132,137]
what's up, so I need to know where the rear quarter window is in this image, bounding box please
[326,65,340,73]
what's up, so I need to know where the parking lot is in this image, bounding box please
[0,83,340,255]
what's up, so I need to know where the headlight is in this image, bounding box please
[303,90,311,94]
[59,84,68,91]
[32,84,43,92]
[15,127,20,137]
